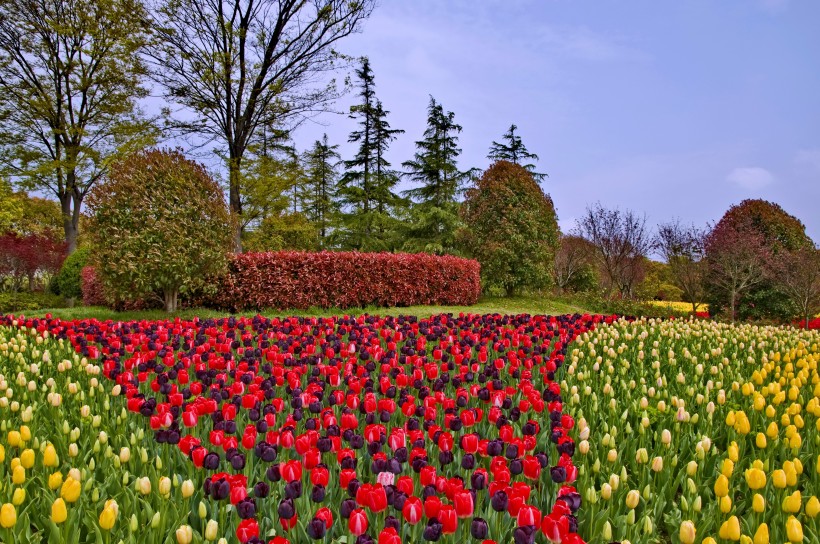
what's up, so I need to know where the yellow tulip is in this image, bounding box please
[0,445,4,463]
[728,442,739,462]
[782,490,802,513]
[20,449,34,469]
[12,465,25,485]
[679,520,696,544]
[766,422,778,439]
[745,468,766,490]
[176,525,193,544]
[720,496,732,513]
[48,472,63,490]
[99,505,117,531]
[7,431,20,447]
[723,459,735,477]
[51,498,67,524]
[60,477,81,503]
[205,519,219,540]
[784,462,798,486]
[20,426,30,442]
[789,433,802,449]
[719,516,741,541]
[806,496,820,518]
[626,489,640,509]
[43,444,58,467]
[703,539,718,544]
[11,488,25,506]
[753,523,769,544]
[752,494,766,513]
[715,474,730,497]
[0,504,16,529]
[772,469,788,488]
[786,516,803,543]
[756,433,767,449]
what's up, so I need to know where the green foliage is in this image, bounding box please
[52,247,90,299]
[0,0,156,252]
[459,161,560,296]
[0,291,65,313]
[336,58,406,250]
[401,96,474,255]
[87,149,233,312]
[636,259,683,301]
[301,135,341,246]
[566,264,599,293]
[244,212,319,252]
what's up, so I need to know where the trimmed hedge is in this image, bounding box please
[208,251,481,311]
[81,266,108,307]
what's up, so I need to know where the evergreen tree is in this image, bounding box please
[337,58,405,250]
[401,96,474,254]
[487,124,547,181]
[302,134,341,246]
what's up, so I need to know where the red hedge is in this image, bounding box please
[81,266,108,307]
[208,251,481,311]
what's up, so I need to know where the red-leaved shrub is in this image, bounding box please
[208,251,481,311]
[81,266,108,307]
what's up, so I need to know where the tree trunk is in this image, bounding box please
[60,193,79,255]
[729,289,736,323]
[164,288,179,313]
[691,299,698,315]
[229,155,243,253]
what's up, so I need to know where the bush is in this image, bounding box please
[206,251,481,311]
[80,266,108,307]
[86,149,233,312]
[0,291,65,314]
[459,161,559,296]
[53,247,90,299]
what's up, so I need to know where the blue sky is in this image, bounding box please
[291,0,820,242]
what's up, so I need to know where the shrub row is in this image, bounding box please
[81,252,481,311]
[208,251,481,311]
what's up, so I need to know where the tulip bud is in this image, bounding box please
[176,525,193,544]
[626,489,640,509]
[198,502,207,519]
[205,519,219,540]
[602,521,612,540]
[151,512,160,529]
[651,456,663,472]
[130,514,138,532]
[679,520,696,544]
[753,523,769,544]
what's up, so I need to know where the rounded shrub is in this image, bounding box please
[52,246,90,299]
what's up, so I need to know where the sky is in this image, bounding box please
[288,0,820,242]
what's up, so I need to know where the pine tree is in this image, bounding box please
[401,96,474,254]
[337,58,405,250]
[302,134,341,246]
[487,124,547,181]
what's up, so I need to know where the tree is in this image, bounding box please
[705,199,813,320]
[553,234,596,293]
[0,0,156,254]
[0,232,65,292]
[655,220,707,313]
[336,58,405,250]
[87,149,233,312]
[769,245,820,329]
[302,134,340,246]
[487,124,546,181]
[148,0,375,251]
[577,203,652,298]
[401,96,474,254]
[244,212,318,252]
[704,221,770,322]
[459,161,559,296]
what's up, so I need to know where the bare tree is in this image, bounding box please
[770,245,820,329]
[576,203,652,298]
[0,0,156,254]
[553,234,594,293]
[147,0,375,251]
[656,220,706,313]
[704,221,770,322]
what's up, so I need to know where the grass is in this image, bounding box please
[20,295,593,322]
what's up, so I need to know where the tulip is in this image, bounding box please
[0,504,16,528]
[12,488,25,506]
[679,520,695,544]
[786,516,803,542]
[753,523,769,544]
[176,525,193,544]
[51,498,67,524]
[714,474,729,497]
[61,477,81,503]
[402,496,423,524]
[181,480,195,498]
[205,520,219,540]
[99,504,117,530]
[719,516,741,541]
[752,494,765,513]
[745,468,766,490]
[349,508,368,536]
[626,489,640,509]
[43,444,58,467]
[782,490,802,513]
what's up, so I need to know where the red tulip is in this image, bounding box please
[517,505,541,527]
[396,475,414,497]
[280,514,298,531]
[311,467,329,487]
[424,495,441,519]
[402,496,423,524]
[523,456,541,480]
[420,466,437,487]
[348,508,368,536]
[453,490,474,518]
[379,527,401,544]
[315,507,333,529]
[236,519,259,543]
[541,513,569,543]
[438,505,457,534]
[281,460,302,482]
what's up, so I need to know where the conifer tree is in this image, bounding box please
[401,96,474,254]
[487,124,547,181]
[337,58,404,250]
[302,134,341,246]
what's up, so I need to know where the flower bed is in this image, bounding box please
[0,312,609,543]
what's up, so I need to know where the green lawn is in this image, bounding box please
[24,295,591,321]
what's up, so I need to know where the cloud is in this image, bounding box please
[726,167,775,190]
[795,149,820,172]
[535,25,649,63]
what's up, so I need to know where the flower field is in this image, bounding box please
[0,312,817,544]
